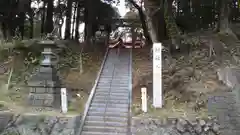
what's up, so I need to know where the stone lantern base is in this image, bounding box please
[27,66,61,108]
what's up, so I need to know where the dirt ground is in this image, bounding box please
[0,41,106,115]
[132,31,238,120]
[61,44,106,114]
[132,47,208,120]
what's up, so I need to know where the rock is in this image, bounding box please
[179,118,188,125]
[185,124,194,133]
[0,64,7,74]
[206,131,216,135]
[190,119,198,126]
[151,127,180,135]
[0,113,81,135]
[182,132,191,135]
[206,121,213,127]
[217,67,240,88]
[132,117,221,135]
[0,113,14,132]
[194,124,202,133]
[212,123,220,133]
[168,118,178,125]
[199,119,206,126]
[203,125,210,132]
[175,119,188,132]
[176,123,185,132]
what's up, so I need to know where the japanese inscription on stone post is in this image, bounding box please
[61,88,68,113]
[153,43,162,108]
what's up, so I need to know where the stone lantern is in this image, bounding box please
[27,40,62,108]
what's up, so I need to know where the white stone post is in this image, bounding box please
[153,43,163,108]
[61,88,68,113]
[141,87,147,112]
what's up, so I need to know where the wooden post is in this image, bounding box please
[141,87,147,112]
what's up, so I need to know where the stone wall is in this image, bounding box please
[0,112,81,135]
[131,117,221,135]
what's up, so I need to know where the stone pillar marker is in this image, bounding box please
[141,87,147,112]
[153,43,163,108]
[61,88,68,113]
[27,40,62,109]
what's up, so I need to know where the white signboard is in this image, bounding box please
[61,88,68,113]
[153,43,163,108]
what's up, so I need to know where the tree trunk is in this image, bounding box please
[19,12,25,39]
[65,0,73,39]
[71,3,77,39]
[57,0,62,38]
[45,0,54,34]
[7,14,14,39]
[85,0,94,45]
[163,0,182,46]
[219,0,230,33]
[0,24,4,40]
[29,12,33,38]
[218,0,237,39]
[147,16,158,43]
[144,0,167,43]
[137,6,152,45]
[153,10,167,41]
[75,1,81,41]
[29,0,33,38]
[86,23,93,44]
[1,22,7,40]
[128,0,152,45]
[41,2,46,35]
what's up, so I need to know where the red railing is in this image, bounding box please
[109,37,145,48]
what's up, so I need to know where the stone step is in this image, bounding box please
[98,80,129,83]
[85,115,128,123]
[97,84,129,87]
[99,78,129,81]
[91,102,128,108]
[98,81,129,85]
[80,49,130,135]
[82,125,128,133]
[87,111,128,117]
[96,86,129,89]
[93,96,129,102]
[96,87,129,90]
[84,120,128,127]
[89,106,128,113]
[81,131,127,135]
[98,78,129,81]
[99,76,129,78]
[92,99,129,104]
[101,71,129,74]
[95,90,129,94]
[94,92,129,97]
[94,95,129,100]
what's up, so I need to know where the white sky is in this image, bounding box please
[119,0,127,17]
